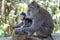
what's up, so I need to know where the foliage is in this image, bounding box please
[0,30,6,37]
[0,23,9,37]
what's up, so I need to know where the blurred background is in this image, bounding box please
[0,0,60,37]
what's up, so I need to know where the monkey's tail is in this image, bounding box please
[48,34,54,40]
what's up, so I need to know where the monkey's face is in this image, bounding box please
[26,2,40,19]
[20,15,25,20]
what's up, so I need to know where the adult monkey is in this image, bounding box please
[15,1,54,40]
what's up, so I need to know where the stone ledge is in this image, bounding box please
[0,33,60,40]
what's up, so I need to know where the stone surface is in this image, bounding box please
[0,36,12,40]
[0,33,60,40]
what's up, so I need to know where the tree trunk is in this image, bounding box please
[1,0,5,24]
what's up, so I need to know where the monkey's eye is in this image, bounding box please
[30,7,34,9]
[28,5,34,9]
[30,6,33,8]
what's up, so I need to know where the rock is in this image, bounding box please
[0,36,12,40]
[0,33,60,40]
[12,33,60,40]
[52,33,60,40]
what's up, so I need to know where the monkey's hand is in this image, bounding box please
[15,29,28,35]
